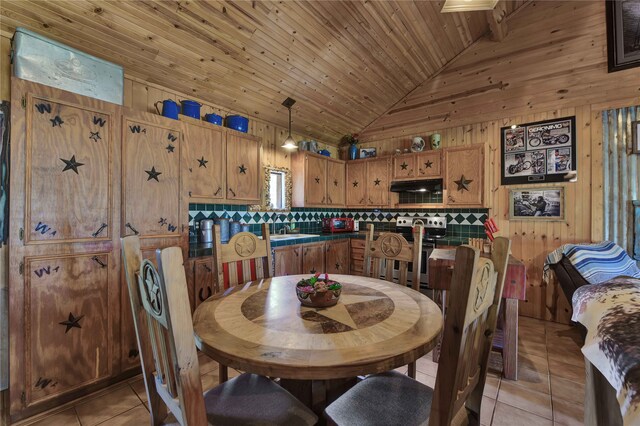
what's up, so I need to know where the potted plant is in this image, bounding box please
[295,273,342,308]
[343,133,359,160]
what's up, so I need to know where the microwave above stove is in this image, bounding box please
[322,217,355,233]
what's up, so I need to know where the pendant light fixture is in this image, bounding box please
[281,97,298,150]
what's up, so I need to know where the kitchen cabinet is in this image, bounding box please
[273,245,303,276]
[346,157,391,207]
[292,152,346,208]
[122,109,183,240]
[193,257,216,308]
[393,151,442,180]
[9,78,121,419]
[181,116,225,202]
[325,239,350,274]
[350,239,366,276]
[225,132,261,203]
[444,144,484,207]
[302,242,326,275]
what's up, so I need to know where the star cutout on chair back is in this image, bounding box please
[59,312,84,333]
[197,156,208,168]
[145,166,162,182]
[454,175,473,192]
[60,155,84,174]
[239,164,247,174]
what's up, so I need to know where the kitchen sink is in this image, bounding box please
[269,233,319,241]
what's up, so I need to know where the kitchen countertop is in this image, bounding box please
[189,231,470,258]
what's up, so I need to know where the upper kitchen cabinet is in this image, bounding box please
[292,152,346,208]
[225,131,261,203]
[181,115,225,202]
[392,151,442,181]
[122,109,182,239]
[346,157,392,208]
[444,144,484,207]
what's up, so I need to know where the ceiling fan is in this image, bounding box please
[441,0,499,13]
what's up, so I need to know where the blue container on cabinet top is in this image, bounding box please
[225,115,249,133]
[204,113,223,125]
[181,100,201,119]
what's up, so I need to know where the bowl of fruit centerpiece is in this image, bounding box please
[295,273,342,308]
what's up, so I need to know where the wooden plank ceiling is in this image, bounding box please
[0,0,524,142]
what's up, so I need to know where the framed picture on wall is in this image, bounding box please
[501,116,577,185]
[606,0,640,72]
[633,120,640,154]
[509,187,564,221]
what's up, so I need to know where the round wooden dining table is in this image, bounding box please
[192,274,443,383]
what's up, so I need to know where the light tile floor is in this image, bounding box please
[14,316,585,426]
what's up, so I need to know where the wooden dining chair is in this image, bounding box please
[363,223,424,378]
[325,237,511,426]
[213,223,273,291]
[121,236,317,426]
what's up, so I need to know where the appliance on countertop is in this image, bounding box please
[395,216,448,291]
[200,219,214,244]
[389,179,443,193]
[322,217,355,233]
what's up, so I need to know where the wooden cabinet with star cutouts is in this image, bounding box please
[225,131,261,203]
[392,151,442,181]
[291,151,346,208]
[8,78,122,420]
[443,144,484,207]
[325,239,350,275]
[346,157,392,208]
[180,115,225,203]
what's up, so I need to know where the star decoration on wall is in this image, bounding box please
[315,177,320,184]
[145,166,162,182]
[352,181,359,187]
[59,312,84,333]
[166,144,175,153]
[239,164,247,174]
[400,162,408,170]
[454,175,473,192]
[89,131,101,142]
[60,155,84,174]
[425,160,433,169]
[374,178,381,186]
[197,156,208,168]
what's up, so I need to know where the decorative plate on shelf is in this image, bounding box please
[411,136,426,152]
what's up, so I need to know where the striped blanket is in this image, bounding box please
[544,241,640,285]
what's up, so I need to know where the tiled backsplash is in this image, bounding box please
[189,204,489,242]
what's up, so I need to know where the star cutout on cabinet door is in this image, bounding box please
[60,155,84,174]
[166,144,175,153]
[50,115,64,127]
[425,160,433,168]
[89,131,101,142]
[239,164,247,174]
[454,175,473,192]
[352,181,359,187]
[374,178,381,186]
[59,312,84,333]
[197,156,208,168]
[315,177,320,184]
[334,179,339,186]
[145,166,162,182]
[400,162,408,170]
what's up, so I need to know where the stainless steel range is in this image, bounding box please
[395,216,447,291]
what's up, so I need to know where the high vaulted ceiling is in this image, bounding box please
[0,0,525,142]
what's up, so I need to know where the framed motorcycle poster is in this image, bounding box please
[501,116,576,185]
[509,187,564,221]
